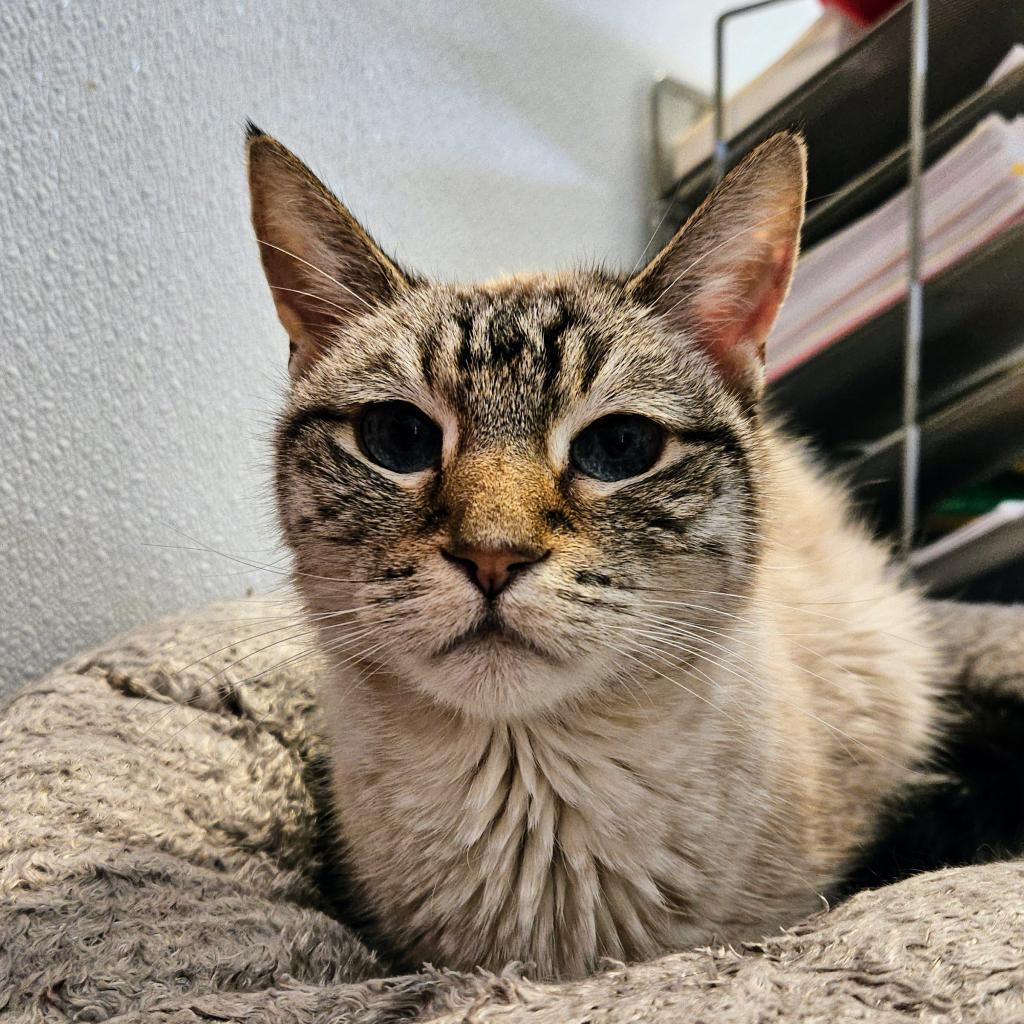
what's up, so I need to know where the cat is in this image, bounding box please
[246,122,939,980]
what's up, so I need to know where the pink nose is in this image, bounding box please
[442,544,548,597]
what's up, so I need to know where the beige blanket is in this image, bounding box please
[1,598,1022,1022]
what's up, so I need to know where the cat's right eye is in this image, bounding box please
[356,401,442,474]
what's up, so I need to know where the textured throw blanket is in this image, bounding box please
[1,597,1023,1022]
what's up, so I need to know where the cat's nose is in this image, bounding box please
[441,544,548,598]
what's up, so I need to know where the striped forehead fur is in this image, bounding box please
[308,283,743,471]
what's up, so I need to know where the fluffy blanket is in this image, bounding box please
[1,597,1023,1023]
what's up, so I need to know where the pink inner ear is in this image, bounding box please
[695,238,796,383]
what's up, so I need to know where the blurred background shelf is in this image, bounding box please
[845,359,1024,532]
[768,221,1024,452]
[911,500,1024,596]
[651,0,1024,599]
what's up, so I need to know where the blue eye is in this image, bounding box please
[570,414,664,482]
[357,401,442,473]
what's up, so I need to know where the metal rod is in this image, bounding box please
[713,0,806,183]
[650,75,713,199]
[901,0,928,558]
[713,15,728,182]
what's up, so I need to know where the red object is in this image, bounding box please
[822,0,902,26]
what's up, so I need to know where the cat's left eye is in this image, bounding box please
[570,414,664,482]
[356,401,442,474]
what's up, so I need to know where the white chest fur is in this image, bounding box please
[323,667,824,980]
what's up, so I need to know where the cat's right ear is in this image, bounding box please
[246,122,411,378]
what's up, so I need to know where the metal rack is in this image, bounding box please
[652,0,931,557]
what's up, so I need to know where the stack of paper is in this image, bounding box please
[767,112,1024,379]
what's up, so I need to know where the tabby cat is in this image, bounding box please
[246,124,938,980]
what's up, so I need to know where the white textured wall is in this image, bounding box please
[0,0,817,695]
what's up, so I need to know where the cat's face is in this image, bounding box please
[249,125,805,718]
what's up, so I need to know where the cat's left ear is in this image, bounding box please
[626,132,806,409]
[246,122,412,378]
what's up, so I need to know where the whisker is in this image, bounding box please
[148,623,386,752]
[195,614,381,692]
[137,621,369,741]
[656,203,804,315]
[167,603,381,680]
[145,528,385,586]
[627,607,898,703]
[630,181,846,283]
[605,622,866,766]
[591,636,742,726]
[268,284,356,317]
[257,238,375,311]
[626,590,930,649]
[610,615,932,778]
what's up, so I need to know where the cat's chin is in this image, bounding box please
[404,640,599,719]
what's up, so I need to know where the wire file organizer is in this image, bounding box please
[649,0,1024,578]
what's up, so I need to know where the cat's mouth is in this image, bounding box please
[433,610,556,662]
